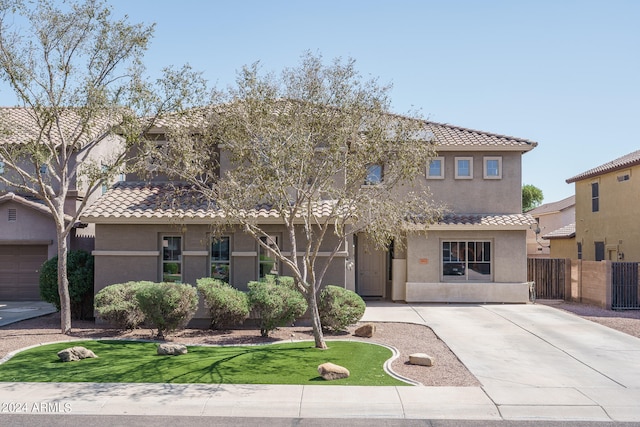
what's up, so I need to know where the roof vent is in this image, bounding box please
[8,208,17,222]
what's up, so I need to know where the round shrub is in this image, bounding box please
[135,282,199,339]
[318,285,366,332]
[196,278,250,329]
[39,250,94,320]
[94,281,149,330]
[248,275,307,337]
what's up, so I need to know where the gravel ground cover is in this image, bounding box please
[1,301,638,386]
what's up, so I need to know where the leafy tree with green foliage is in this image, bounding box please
[248,275,308,337]
[318,285,366,332]
[135,282,199,339]
[0,0,205,333]
[94,281,149,330]
[156,52,443,348]
[522,184,544,212]
[39,250,94,320]
[197,278,250,329]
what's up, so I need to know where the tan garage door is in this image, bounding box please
[0,245,49,300]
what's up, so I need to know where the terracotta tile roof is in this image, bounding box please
[0,107,117,147]
[566,150,640,183]
[81,182,339,223]
[425,121,537,151]
[543,223,576,239]
[430,213,537,229]
[527,195,575,216]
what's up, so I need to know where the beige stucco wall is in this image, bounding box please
[549,237,577,259]
[0,200,61,258]
[573,165,640,262]
[402,229,529,302]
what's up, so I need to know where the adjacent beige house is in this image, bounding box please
[83,120,537,305]
[0,107,122,300]
[566,150,640,262]
[526,195,575,258]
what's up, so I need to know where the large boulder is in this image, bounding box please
[57,346,98,362]
[318,362,350,380]
[354,323,376,338]
[157,343,188,356]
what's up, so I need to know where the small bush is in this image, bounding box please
[196,278,250,329]
[39,250,94,320]
[318,285,366,332]
[94,281,149,330]
[135,282,199,339]
[248,275,307,337]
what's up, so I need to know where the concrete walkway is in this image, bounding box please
[0,301,56,327]
[1,302,640,421]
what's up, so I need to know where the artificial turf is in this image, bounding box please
[0,340,409,386]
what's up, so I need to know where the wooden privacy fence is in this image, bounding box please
[527,258,568,300]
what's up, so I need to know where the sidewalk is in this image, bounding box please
[1,302,639,421]
[0,301,56,327]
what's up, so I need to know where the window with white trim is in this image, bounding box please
[211,236,231,282]
[426,157,444,179]
[454,157,473,179]
[162,236,182,283]
[259,235,280,278]
[483,156,502,179]
[442,241,492,282]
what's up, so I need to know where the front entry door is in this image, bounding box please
[357,234,385,298]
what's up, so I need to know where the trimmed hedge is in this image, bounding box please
[39,250,94,320]
[318,285,366,332]
[197,278,250,329]
[94,281,149,330]
[135,282,199,339]
[248,275,307,337]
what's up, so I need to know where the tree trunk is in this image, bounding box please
[307,288,327,349]
[56,229,72,335]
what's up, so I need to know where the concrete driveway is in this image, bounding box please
[0,301,57,327]
[363,302,640,421]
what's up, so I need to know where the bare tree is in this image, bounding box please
[0,0,206,333]
[160,52,443,348]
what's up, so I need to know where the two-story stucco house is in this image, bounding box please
[566,150,640,262]
[82,118,537,308]
[0,107,122,300]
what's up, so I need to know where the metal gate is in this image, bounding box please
[527,258,566,300]
[611,262,640,310]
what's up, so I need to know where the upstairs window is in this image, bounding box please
[455,157,473,179]
[426,157,444,179]
[39,164,48,175]
[591,182,599,212]
[483,156,502,179]
[364,164,383,185]
[259,235,280,278]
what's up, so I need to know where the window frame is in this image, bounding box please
[210,236,231,283]
[364,164,383,186]
[161,235,183,283]
[454,157,473,179]
[442,240,492,282]
[259,234,281,278]
[426,157,445,179]
[591,181,599,212]
[483,156,502,179]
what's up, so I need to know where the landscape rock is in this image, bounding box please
[57,346,98,362]
[354,323,376,338]
[409,353,434,366]
[317,362,350,380]
[157,343,188,356]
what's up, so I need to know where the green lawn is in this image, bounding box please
[0,340,408,386]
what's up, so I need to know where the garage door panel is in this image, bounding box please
[0,245,48,300]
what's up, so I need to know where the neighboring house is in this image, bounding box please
[526,195,575,258]
[544,223,576,259]
[566,150,640,262]
[82,118,537,306]
[0,107,122,300]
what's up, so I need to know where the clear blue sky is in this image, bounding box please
[5,0,640,204]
